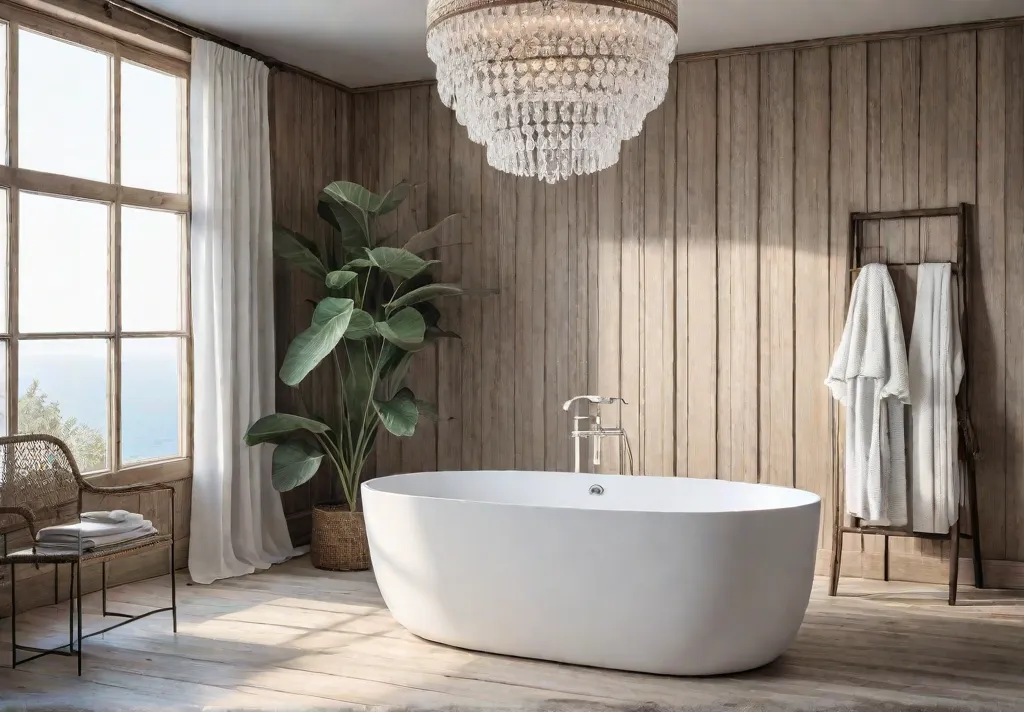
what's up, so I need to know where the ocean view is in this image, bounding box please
[16,341,181,464]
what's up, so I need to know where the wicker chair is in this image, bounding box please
[0,433,177,675]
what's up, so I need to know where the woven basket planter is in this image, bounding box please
[310,505,371,571]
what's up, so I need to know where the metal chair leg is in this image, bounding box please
[10,563,16,669]
[76,560,82,676]
[69,563,75,653]
[101,562,107,616]
[170,540,177,633]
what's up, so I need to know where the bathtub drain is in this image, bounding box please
[589,484,604,496]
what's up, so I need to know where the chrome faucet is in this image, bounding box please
[562,395,635,475]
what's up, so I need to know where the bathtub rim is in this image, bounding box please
[361,469,822,516]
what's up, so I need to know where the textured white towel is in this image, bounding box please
[37,518,149,541]
[826,263,911,526]
[81,510,143,524]
[34,521,156,551]
[909,263,965,534]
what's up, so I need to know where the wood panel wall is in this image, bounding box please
[268,70,356,545]
[342,22,1024,585]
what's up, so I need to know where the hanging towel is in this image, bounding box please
[825,263,911,526]
[909,263,965,534]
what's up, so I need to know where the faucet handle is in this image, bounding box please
[562,395,627,412]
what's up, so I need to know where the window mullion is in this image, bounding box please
[7,22,18,437]
[109,46,122,473]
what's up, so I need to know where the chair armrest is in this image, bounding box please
[0,506,38,541]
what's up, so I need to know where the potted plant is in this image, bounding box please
[244,179,463,571]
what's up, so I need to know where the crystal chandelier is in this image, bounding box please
[426,0,679,184]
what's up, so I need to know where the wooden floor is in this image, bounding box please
[1,557,1023,711]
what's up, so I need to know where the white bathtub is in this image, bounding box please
[361,470,820,676]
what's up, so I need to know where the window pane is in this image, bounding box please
[0,189,7,329]
[19,339,109,473]
[121,337,181,464]
[0,25,7,165]
[20,193,109,333]
[0,341,7,436]
[122,207,182,332]
[19,29,109,181]
[122,62,181,193]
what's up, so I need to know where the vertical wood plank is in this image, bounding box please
[716,56,733,482]
[830,42,868,565]
[620,134,644,474]
[642,64,675,476]
[436,96,463,471]
[758,50,795,489]
[718,55,759,484]
[545,179,570,471]
[530,180,548,469]
[491,170,517,470]
[674,61,689,477]
[920,36,952,263]
[686,59,718,479]
[794,46,832,548]
[426,88,450,475]
[974,29,1009,562]
[596,161,622,475]
[864,41,882,262]
[375,90,402,479]
[902,39,922,263]
[1004,27,1024,561]
[514,175,538,470]
[460,135,484,470]
[403,86,436,474]
[479,159,501,469]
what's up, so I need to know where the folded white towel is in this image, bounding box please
[909,263,965,534]
[81,510,143,524]
[825,263,911,526]
[37,518,150,541]
[34,522,157,551]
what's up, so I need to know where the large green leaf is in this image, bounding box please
[402,213,464,254]
[322,182,377,240]
[376,307,425,349]
[325,270,358,290]
[271,439,325,491]
[343,341,374,422]
[385,283,464,313]
[317,194,369,251]
[376,180,412,216]
[365,247,439,280]
[280,298,355,386]
[274,226,327,280]
[244,413,331,446]
[344,308,376,340]
[373,388,419,437]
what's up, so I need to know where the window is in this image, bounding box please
[0,9,190,478]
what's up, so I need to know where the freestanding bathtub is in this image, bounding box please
[361,470,820,676]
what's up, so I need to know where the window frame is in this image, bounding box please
[0,2,191,483]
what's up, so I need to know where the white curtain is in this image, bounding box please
[188,39,297,585]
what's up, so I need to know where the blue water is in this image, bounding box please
[17,348,180,463]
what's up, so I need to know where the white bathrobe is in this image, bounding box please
[908,263,964,534]
[826,263,911,526]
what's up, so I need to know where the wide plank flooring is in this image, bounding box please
[1,557,1023,710]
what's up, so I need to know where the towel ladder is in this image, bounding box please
[828,202,983,605]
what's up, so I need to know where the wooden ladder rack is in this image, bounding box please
[828,203,984,605]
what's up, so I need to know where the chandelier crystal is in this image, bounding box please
[426,0,679,184]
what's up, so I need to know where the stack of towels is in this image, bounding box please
[35,510,157,552]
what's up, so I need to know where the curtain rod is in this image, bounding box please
[103,0,354,93]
